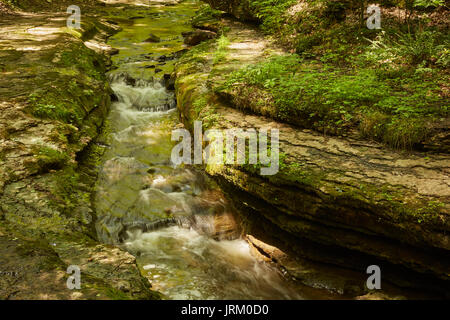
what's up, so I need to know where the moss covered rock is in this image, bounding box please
[173,17,450,295]
[0,10,159,299]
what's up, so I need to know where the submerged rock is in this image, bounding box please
[163,73,176,91]
[107,47,120,56]
[111,93,119,102]
[144,33,161,43]
[157,55,167,62]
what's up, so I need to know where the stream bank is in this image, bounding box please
[0,3,160,299]
[173,10,450,298]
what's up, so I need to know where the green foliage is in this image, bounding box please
[28,81,85,126]
[435,47,450,68]
[225,54,300,86]
[382,117,429,149]
[217,0,448,150]
[191,3,223,26]
[244,0,449,71]
[30,101,79,124]
[222,54,447,149]
[412,200,445,224]
[193,95,208,116]
[323,0,349,23]
[413,0,445,8]
[290,2,369,61]
[28,75,104,126]
[216,34,230,51]
[365,30,450,67]
[213,35,230,64]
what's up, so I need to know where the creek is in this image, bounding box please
[94,0,336,300]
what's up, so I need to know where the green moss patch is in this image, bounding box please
[219,54,448,149]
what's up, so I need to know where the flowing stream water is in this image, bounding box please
[94,0,335,300]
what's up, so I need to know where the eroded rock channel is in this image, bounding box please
[1,0,448,300]
[94,0,337,300]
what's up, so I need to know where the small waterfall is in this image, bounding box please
[123,226,304,300]
[109,72,176,113]
[94,2,309,299]
[95,72,230,244]
[94,72,305,299]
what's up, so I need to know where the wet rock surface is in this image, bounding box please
[0,8,159,300]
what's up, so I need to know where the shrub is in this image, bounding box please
[249,0,297,33]
[213,35,230,64]
[365,30,449,67]
[36,146,69,172]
